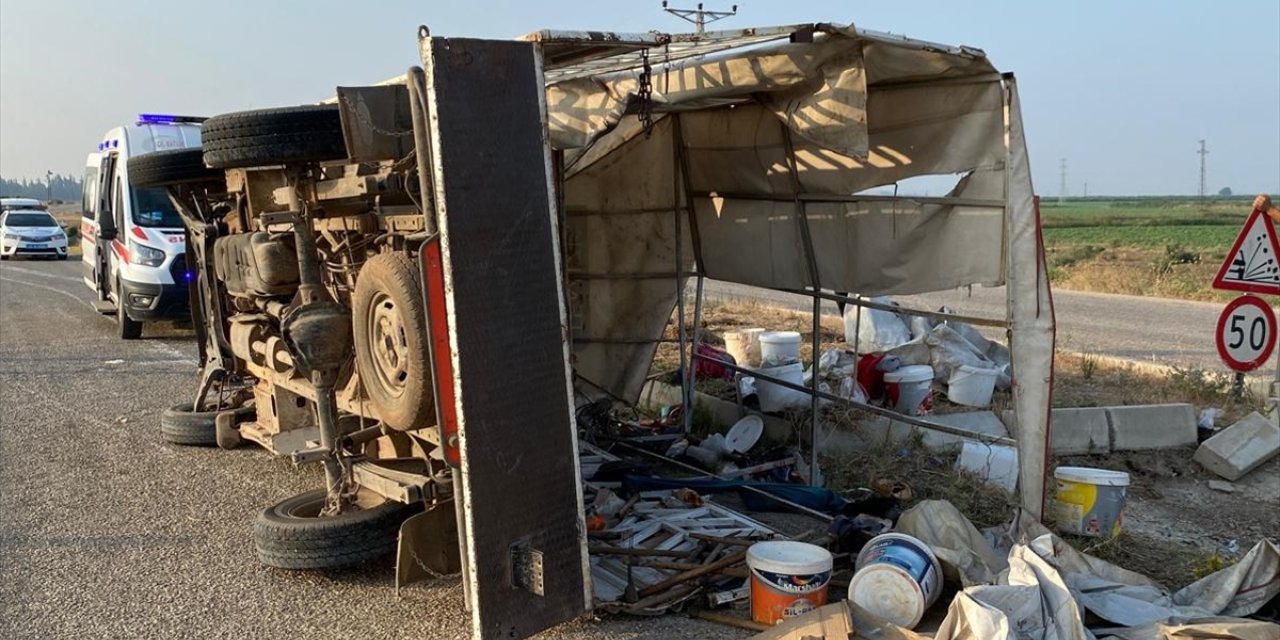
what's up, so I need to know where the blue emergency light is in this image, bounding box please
[137,114,208,125]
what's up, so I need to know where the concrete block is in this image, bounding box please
[1049,408,1112,455]
[1001,408,1110,455]
[1193,411,1280,481]
[1107,404,1197,451]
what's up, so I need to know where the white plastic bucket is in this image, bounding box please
[1053,466,1130,537]
[947,364,999,407]
[747,541,833,625]
[848,532,942,629]
[725,328,767,367]
[759,331,802,366]
[755,363,808,412]
[883,365,934,416]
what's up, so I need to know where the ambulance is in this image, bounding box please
[82,115,202,338]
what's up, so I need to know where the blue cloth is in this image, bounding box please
[621,475,848,514]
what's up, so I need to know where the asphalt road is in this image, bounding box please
[0,259,743,640]
[703,280,1246,373]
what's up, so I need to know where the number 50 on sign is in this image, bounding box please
[1216,295,1277,372]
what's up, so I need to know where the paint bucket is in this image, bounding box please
[946,364,999,408]
[759,331,802,366]
[848,533,942,629]
[883,365,934,416]
[1053,466,1130,537]
[746,541,833,625]
[754,363,808,412]
[725,328,767,367]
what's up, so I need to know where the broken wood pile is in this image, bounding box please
[581,442,780,614]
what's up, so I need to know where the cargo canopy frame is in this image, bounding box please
[534,21,1055,521]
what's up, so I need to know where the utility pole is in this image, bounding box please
[1197,139,1209,199]
[1084,182,1088,198]
[1058,158,1067,204]
[45,170,52,203]
[662,1,737,34]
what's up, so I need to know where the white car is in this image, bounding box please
[1,209,69,260]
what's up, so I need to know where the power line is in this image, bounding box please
[1059,158,1067,204]
[1197,139,1209,199]
[662,2,737,34]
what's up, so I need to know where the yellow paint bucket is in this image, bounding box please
[1053,466,1130,537]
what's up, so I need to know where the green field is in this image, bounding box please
[1043,225,1238,251]
[1038,197,1257,301]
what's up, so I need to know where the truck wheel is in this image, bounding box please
[202,105,347,169]
[253,490,420,570]
[128,149,223,188]
[352,253,433,431]
[161,403,254,446]
[116,279,143,340]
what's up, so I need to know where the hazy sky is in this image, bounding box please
[1,0,1277,196]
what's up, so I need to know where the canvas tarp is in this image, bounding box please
[550,25,1052,516]
[756,501,1279,640]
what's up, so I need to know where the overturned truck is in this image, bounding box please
[133,22,1053,639]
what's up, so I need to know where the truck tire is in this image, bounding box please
[128,149,222,188]
[253,490,420,570]
[352,253,434,431]
[202,105,347,169]
[116,278,143,340]
[161,403,254,446]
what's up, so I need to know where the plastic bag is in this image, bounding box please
[845,296,912,352]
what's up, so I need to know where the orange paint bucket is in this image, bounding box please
[746,541,833,625]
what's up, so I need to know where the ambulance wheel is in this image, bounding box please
[352,253,433,431]
[202,105,347,170]
[115,278,142,340]
[253,489,420,570]
[128,149,223,188]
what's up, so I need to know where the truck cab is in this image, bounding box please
[82,115,202,339]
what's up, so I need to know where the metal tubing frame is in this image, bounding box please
[673,114,709,436]
[781,288,1008,329]
[693,190,1006,209]
[777,123,825,486]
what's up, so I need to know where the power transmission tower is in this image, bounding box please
[1197,139,1209,199]
[1059,158,1067,204]
[662,2,737,34]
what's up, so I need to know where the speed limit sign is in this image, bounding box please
[1216,295,1277,372]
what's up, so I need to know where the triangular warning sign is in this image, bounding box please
[1213,207,1280,295]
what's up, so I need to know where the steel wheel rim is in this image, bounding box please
[367,291,408,398]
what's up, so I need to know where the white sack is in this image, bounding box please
[845,297,912,352]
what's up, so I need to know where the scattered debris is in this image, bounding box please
[1208,479,1238,493]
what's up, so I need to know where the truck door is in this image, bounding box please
[418,37,589,639]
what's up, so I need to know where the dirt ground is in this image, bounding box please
[651,300,1278,591]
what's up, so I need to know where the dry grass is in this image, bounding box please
[1054,351,1262,423]
[1058,531,1213,590]
[1049,246,1234,302]
[822,435,1020,529]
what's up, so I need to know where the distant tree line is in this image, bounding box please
[0,174,83,201]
